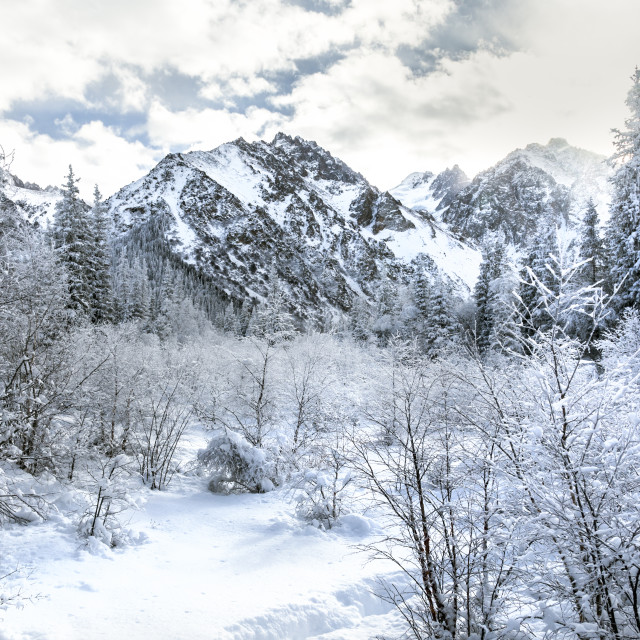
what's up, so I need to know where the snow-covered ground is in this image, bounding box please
[0,442,406,640]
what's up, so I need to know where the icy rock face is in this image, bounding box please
[442,157,572,244]
[392,139,610,246]
[108,133,478,323]
[431,165,469,210]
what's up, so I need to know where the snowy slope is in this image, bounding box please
[368,208,481,291]
[0,467,407,639]
[390,171,437,211]
[390,165,469,217]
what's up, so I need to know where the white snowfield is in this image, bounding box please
[1,479,405,640]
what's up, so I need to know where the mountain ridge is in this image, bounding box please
[0,135,613,327]
[105,134,481,324]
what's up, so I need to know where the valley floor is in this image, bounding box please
[0,470,405,640]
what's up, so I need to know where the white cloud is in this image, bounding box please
[1,0,639,193]
[0,0,453,109]
[267,0,640,187]
[146,102,287,151]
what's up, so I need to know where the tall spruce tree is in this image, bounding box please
[372,265,399,345]
[606,68,640,308]
[53,165,93,314]
[88,185,113,322]
[579,198,605,287]
[474,237,506,351]
[421,279,457,355]
[249,264,297,344]
[519,224,560,334]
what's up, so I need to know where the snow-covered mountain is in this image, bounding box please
[390,165,469,214]
[391,138,611,245]
[0,166,63,228]
[3,135,610,323]
[107,133,481,323]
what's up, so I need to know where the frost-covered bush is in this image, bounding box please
[293,465,352,530]
[0,464,48,525]
[292,435,353,529]
[78,454,138,547]
[198,428,276,493]
[598,308,640,379]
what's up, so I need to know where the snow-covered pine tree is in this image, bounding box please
[371,265,399,345]
[474,236,506,351]
[88,185,113,322]
[422,278,457,355]
[53,165,93,314]
[349,297,373,343]
[238,298,255,337]
[518,223,560,334]
[410,269,431,340]
[413,269,431,320]
[249,264,297,344]
[579,198,605,287]
[111,253,150,323]
[473,234,520,353]
[606,68,640,308]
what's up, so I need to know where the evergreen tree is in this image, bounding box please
[473,234,520,353]
[413,270,431,320]
[349,297,373,343]
[88,185,113,322]
[249,264,297,344]
[222,302,240,335]
[518,224,560,333]
[421,279,457,355]
[606,68,640,308]
[112,253,150,323]
[128,257,151,322]
[53,165,93,314]
[238,298,255,337]
[371,266,399,345]
[579,198,605,286]
[474,237,506,351]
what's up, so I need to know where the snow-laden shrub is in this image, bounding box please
[292,451,353,529]
[77,454,139,547]
[198,428,276,493]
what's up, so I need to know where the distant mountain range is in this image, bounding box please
[0,135,611,322]
[104,133,480,323]
[390,138,610,245]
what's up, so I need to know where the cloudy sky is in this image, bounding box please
[1,0,639,199]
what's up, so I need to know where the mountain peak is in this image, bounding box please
[271,132,296,147]
[546,137,570,149]
[390,166,469,215]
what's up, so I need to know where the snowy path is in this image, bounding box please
[1,479,405,640]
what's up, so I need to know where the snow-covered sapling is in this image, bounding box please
[79,454,133,546]
[293,440,353,529]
